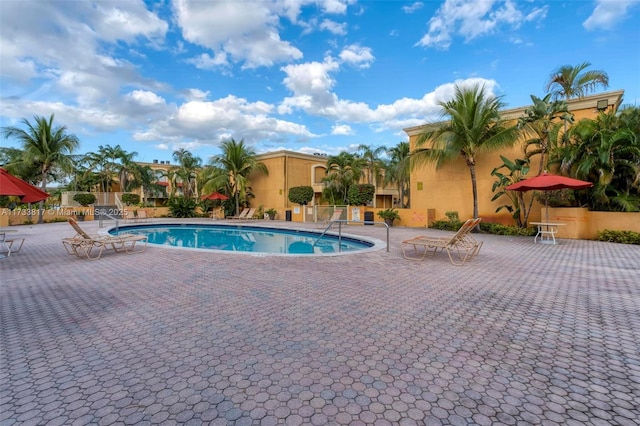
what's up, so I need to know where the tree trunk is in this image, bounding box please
[468,164,479,221]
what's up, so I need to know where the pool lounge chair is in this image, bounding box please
[63,218,148,260]
[238,208,256,221]
[401,218,482,265]
[227,208,250,220]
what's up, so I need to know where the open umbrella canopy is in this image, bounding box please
[0,168,50,203]
[506,171,593,223]
[506,171,593,192]
[200,191,229,201]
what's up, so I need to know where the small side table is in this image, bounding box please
[530,222,565,245]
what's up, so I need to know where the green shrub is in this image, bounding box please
[483,222,537,236]
[73,193,96,206]
[445,211,459,222]
[121,193,140,206]
[430,219,463,231]
[597,229,640,245]
[168,197,197,218]
[347,184,375,206]
[288,186,314,205]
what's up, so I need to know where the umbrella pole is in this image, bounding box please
[545,191,549,223]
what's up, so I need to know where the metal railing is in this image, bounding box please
[98,213,120,231]
[313,219,389,252]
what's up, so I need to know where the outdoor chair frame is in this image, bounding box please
[401,218,482,265]
[63,218,148,260]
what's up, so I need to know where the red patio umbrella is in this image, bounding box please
[506,171,593,222]
[200,191,229,201]
[0,168,50,203]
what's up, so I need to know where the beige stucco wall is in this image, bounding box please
[545,208,640,239]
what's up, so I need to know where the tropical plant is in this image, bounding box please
[553,108,640,211]
[73,193,96,206]
[83,144,128,203]
[288,186,314,205]
[546,61,609,101]
[357,144,386,187]
[412,84,520,220]
[385,141,411,208]
[347,184,375,206]
[169,149,202,199]
[131,164,163,205]
[168,196,197,218]
[377,207,400,225]
[322,152,364,204]
[1,114,79,223]
[208,139,268,216]
[121,193,141,206]
[491,156,532,227]
[517,94,573,173]
[265,208,277,219]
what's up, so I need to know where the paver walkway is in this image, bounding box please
[1,219,639,425]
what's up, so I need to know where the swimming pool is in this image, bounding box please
[109,223,381,256]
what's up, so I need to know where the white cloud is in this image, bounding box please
[319,19,348,35]
[187,52,229,70]
[416,0,547,50]
[339,45,375,68]
[282,58,339,99]
[331,124,354,135]
[173,0,302,68]
[135,95,316,148]
[279,54,499,133]
[583,0,640,30]
[320,0,355,15]
[402,2,424,14]
[94,2,168,43]
[126,90,166,107]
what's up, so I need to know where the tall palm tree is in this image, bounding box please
[518,94,574,174]
[385,141,411,208]
[116,149,139,192]
[412,84,520,220]
[357,144,386,187]
[322,152,364,205]
[208,139,268,215]
[546,61,609,101]
[84,144,129,203]
[169,149,202,199]
[1,114,79,223]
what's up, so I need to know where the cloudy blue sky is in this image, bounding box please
[1,0,639,163]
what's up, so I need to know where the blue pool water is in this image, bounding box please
[110,224,376,255]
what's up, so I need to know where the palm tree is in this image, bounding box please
[169,149,202,199]
[518,94,574,174]
[1,114,79,223]
[208,139,268,215]
[357,144,386,187]
[412,84,520,220]
[116,149,139,192]
[385,141,411,208]
[322,152,364,204]
[83,144,128,204]
[546,62,609,101]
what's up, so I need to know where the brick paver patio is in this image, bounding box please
[1,219,639,425]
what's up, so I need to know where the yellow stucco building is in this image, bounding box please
[403,90,625,225]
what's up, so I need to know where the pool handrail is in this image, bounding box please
[314,219,389,252]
